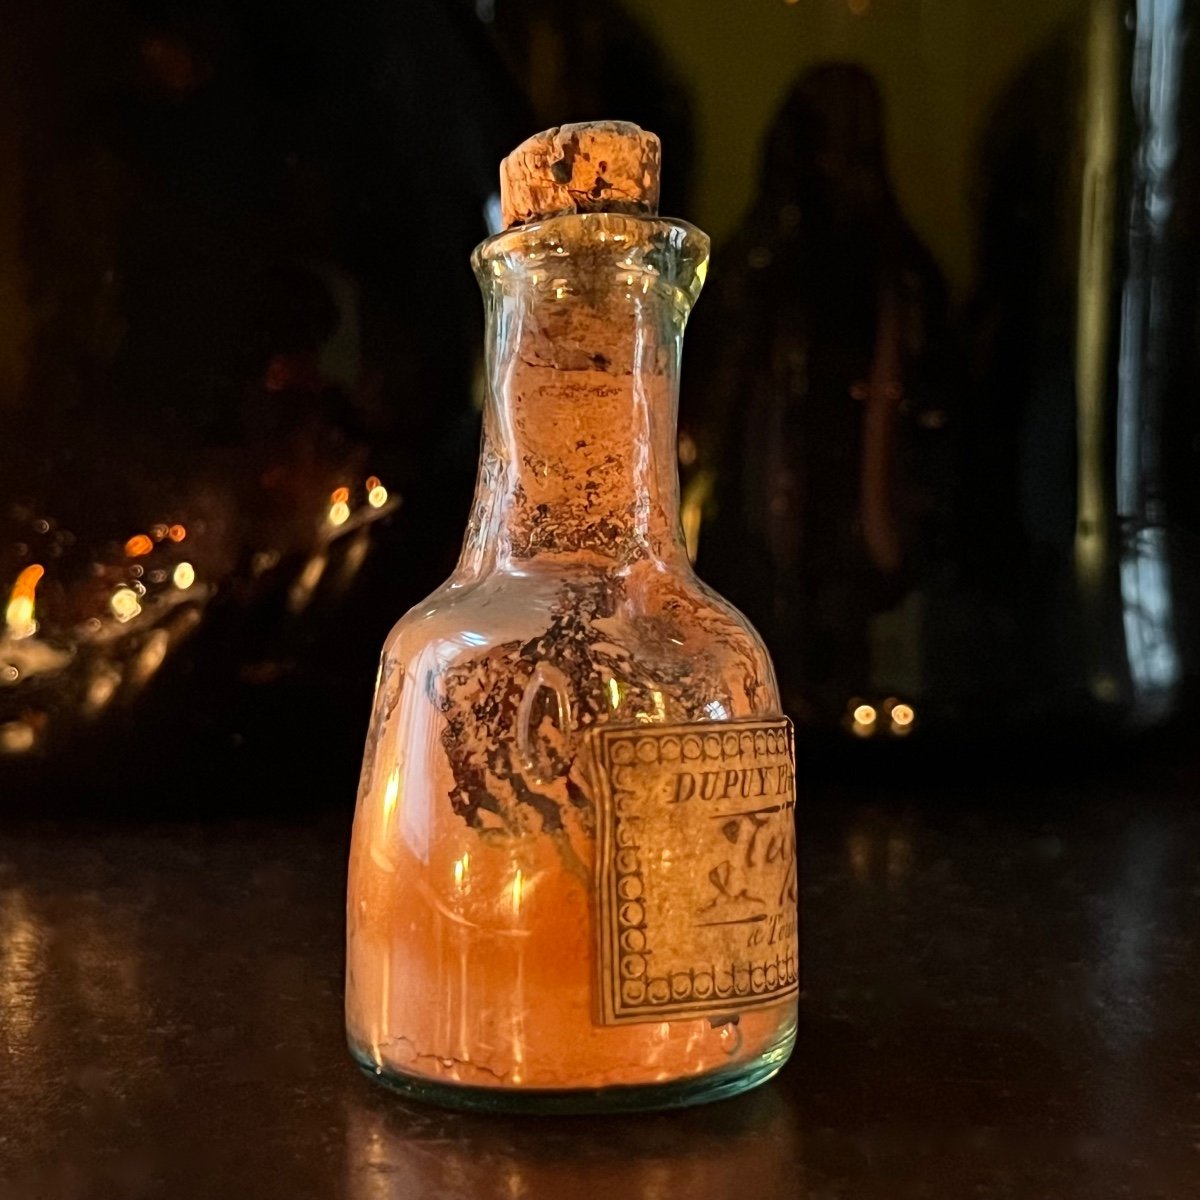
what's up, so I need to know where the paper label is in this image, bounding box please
[587,717,799,1025]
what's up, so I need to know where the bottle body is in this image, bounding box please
[346,213,798,1110]
[346,563,796,1107]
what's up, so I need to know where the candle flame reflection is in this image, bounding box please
[5,564,44,640]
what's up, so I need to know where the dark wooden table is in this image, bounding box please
[3,758,1199,1199]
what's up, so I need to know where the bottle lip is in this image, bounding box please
[472,212,710,294]
[470,216,705,309]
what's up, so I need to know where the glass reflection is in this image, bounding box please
[1120,528,1181,717]
[342,1082,802,1200]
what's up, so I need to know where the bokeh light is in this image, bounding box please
[5,564,44,641]
[111,587,142,623]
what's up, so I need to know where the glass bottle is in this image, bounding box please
[346,122,798,1112]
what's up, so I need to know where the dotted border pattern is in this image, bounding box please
[591,716,800,1025]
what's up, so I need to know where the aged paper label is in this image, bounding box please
[587,717,799,1025]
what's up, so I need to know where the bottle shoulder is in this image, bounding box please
[378,563,780,720]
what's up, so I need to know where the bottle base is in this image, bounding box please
[348,1034,794,1114]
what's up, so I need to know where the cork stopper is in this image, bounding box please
[499,121,661,230]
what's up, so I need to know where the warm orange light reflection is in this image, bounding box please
[288,553,328,613]
[365,476,381,492]
[125,535,154,557]
[453,853,469,890]
[848,831,871,881]
[891,703,915,727]
[86,670,120,714]
[0,721,35,754]
[135,629,169,681]
[852,704,877,726]
[168,524,187,543]
[5,564,44,640]
[331,486,350,505]
[383,767,400,821]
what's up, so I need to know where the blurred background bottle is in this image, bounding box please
[2,0,1197,809]
[679,0,1200,753]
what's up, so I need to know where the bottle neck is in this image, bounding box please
[459,215,706,575]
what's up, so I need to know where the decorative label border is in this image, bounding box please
[588,716,799,1026]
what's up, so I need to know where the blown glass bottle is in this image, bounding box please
[346,150,799,1111]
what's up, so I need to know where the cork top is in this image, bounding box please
[499,121,661,230]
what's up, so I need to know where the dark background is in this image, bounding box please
[1,4,1199,1195]
[2,0,1198,811]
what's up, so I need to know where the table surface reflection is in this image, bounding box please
[2,760,1198,1199]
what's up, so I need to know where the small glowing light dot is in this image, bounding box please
[328,501,350,527]
[111,587,142,623]
[173,561,195,590]
[853,704,877,726]
[891,703,915,727]
[168,524,187,543]
[331,486,350,505]
[125,534,153,557]
[367,485,388,509]
[511,869,524,916]
[365,476,381,492]
[150,524,168,541]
